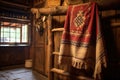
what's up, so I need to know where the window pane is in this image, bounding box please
[10,34,15,42]
[3,33,9,42]
[16,28,20,42]
[1,27,10,42]
[1,27,4,32]
[10,28,15,33]
[1,32,5,42]
[1,27,4,42]
[10,28,15,42]
[4,27,9,32]
[0,33,4,42]
[22,24,28,42]
[1,27,4,37]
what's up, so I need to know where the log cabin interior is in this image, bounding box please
[0,0,120,80]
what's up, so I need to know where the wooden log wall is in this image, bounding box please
[0,46,29,67]
[101,10,120,80]
[51,9,120,80]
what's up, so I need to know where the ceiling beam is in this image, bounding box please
[0,7,31,13]
[0,0,30,9]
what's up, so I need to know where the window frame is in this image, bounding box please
[0,17,31,46]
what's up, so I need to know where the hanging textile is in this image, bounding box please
[58,2,107,80]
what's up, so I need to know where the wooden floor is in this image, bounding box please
[0,67,48,80]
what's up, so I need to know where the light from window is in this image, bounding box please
[0,21,29,45]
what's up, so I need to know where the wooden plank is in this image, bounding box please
[111,22,120,27]
[116,27,120,56]
[34,47,45,74]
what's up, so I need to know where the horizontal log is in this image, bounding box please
[31,6,68,16]
[31,0,120,15]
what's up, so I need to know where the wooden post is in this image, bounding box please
[47,15,53,80]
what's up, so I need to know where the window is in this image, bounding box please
[0,21,30,46]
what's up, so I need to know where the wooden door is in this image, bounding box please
[33,24,46,75]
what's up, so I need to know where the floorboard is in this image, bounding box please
[0,67,48,80]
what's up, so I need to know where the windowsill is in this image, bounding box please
[0,44,30,47]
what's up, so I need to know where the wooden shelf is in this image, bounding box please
[51,68,94,80]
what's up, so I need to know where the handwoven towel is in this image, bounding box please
[58,2,107,80]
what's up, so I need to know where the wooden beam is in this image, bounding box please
[0,0,30,9]
[0,7,30,13]
[31,0,120,16]
[31,6,68,16]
